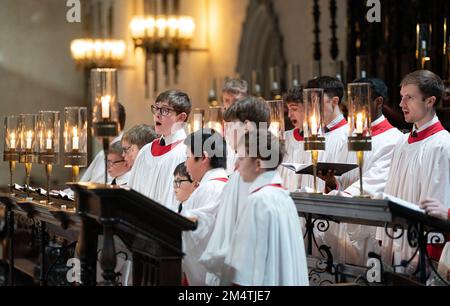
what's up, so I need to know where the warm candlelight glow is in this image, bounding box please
[26,130,33,149]
[269,121,281,138]
[46,131,53,150]
[193,113,203,132]
[101,95,111,119]
[310,114,318,136]
[10,132,16,149]
[356,112,364,134]
[207,121,223,135]
[72,127,79,151]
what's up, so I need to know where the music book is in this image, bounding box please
[282,162,358,176]
[377,193,426,215]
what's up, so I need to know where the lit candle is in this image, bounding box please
[193,113,203,132]
[101,95,111,119]
[10,132,16,149]
[26,131,33,149]
[46,131,53,150]
[310,114,318,136]
[269,122,281,138]
[72,127,79,151]
[356,112,364,134]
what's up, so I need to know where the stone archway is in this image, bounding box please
[236,0,287,99]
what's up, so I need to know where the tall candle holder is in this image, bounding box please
[205,106,224,135]
[347,83,372,198]
[267,100,285,140]
[3,115,21,195]
[19,114,38,198]
[64,107,88,182]
[38,111,60,204]
[303,88,325,194]
[91,68,119,185]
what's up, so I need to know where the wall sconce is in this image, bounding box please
[70,39,126,69]
[288,64,301,88]
[64,107,88,182]
[416,23,432,69]
[3,115,20,195]
[251,70,263,97]
[303,88,325,194]
[267,100,285,140]
[269,66,282,100]
[38,111,60,204]
[129,0,196,96]
[347,83,372,198]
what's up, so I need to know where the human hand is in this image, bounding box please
[420,199,449,221]
[318,169,338,192]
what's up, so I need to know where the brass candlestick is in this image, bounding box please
[9,161,16,194]
[305,135,325,194]
[45,164,52,204]
[72,165,80,182]
[25,162,32,198]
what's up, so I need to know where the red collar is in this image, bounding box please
[251,184,284,194]
[372,119,395,137]
[293,129,304,142]
[327,118,347,133]
[151,139,184,157]
[408,122,445,144]
[210,177,229,183]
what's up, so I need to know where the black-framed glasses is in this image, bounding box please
[151,105,175,117]
[107,159,125,167]
[173,179,192,188]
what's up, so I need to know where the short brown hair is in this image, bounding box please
[156,90,192,120]
[400,70,444,107]
[109,141,124,155]
[222,78,249,97]
[239,129,285,170]
[122,124,157,149]
[306,76,344,103]
[283,86,304,104]
[223,96,270,125]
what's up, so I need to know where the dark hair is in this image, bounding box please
[239,129,285,170]
[123,124,157,149]
[184,128,227,170]
[156,90,192,120]
[283,86,304,104]
[108,141,123,155]
[353,77,388,101]
[222,78,249,97]
[118,103,126,131]
[223,96,271,124]
[306,76,344,103]
[400,70,444,106]
[173,162,192,182]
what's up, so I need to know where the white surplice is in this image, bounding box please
[342,116,404,266]
[181,168,229,286]
[80,133,123,184]
[224,171,309,286]
[127,128,187,212]
[109,171,131,186]
[279,128,310,192]
[226,145,238,176]
[377,116,450,271]
[199,171,251,286]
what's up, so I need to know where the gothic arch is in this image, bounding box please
[237,0,287,99]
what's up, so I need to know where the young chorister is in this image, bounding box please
[127,90,191,212]
[199,97,271,286]
[181,129,228,286]
[224,129,309,286]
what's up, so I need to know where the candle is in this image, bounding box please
[356,112,364,134]
[26,131,33,149]
[101,95,111,119]
[10,132,16,149]
[46,131,53,150]
[193,113,203,132]
[269,122,281,138]
[310,114,318,136]
[72,127,79,151]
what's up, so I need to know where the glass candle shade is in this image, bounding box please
[205,106,224,135]
[188,109,205,134]
[38,111,60,165]
[347,83,373,152]
[303,88,325,151]
[267,100,285,140]
[4,115,21,162]
[91,68,119,138]
[19,114,39,164]
[64,107,88,168]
